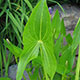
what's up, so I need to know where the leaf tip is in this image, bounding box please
[6,39,10,44]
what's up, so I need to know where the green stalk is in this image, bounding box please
[2,47,7,77]
[8,0,11,10]
[0,49,3,77]
[75,44,80,80]
[5,52,13,77]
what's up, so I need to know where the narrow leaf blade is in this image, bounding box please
[4,39,22,57]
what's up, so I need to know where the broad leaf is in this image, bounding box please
[17,0,56,80]
[41,42,56,79]
[57,46,75,74]
[16,42,40,80]
[32,56,42,67]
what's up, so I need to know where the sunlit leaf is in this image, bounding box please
[17,0,56,80]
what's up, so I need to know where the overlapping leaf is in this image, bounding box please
[17,0,56,80]
[73,18,80,51]
[57,46,75,74]
[51,10,61,38]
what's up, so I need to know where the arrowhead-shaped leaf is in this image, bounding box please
[17,0,56,80]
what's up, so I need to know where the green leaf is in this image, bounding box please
[72,18,80,51]
[0,0,2,4]
[0,48,3,76]
[52,10,61,38]
[54,35,63,60]
[11,22,22,43]
[0,1,7,17]
[53,73,62,80]
[41,42,56,79]
[8,11,23,34]
[8,0,11,10]
[16,42,40,80]
[0,77,11,80]
[66,33,73,45]
[61,19,66,36]
[57,46,75,74]
[0,51,2,69]
[16,0,56,80]
[75,44,80,80]
[24,0,33,11]
[32,56,42,67]
[4,39,22,57]
[30,67,40,80]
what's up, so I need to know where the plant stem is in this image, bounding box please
[75,44,80,80]
[0,50,3,77]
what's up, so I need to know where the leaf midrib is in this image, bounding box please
[40,3,44,40]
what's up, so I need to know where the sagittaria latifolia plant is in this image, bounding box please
[4,0,80,80]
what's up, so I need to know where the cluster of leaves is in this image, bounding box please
[3,0,80,80]
[0,0,38,79]
[0,0,38,44]
[0,0,62,79]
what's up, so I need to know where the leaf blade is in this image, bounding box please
[4,39,22,57]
